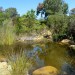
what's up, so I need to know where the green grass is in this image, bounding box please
[0,44,32,75]
[9,51,32,75]
[0,19,16,45]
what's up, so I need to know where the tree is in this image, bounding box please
[68,15,75,40]
[21,9,36,28]
[15,17,22,35]
[16,9,37,33]
[0,7,6,25]
[37,0,68,17]
[70,8,75,15]
[5,7,18,18]
[47,15,68,41]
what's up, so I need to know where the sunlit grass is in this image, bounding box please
[9,51,32,75]
[0,19,16,45]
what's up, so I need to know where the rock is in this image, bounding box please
[32,66,58,75]
[60,39,71,45]
[0,62,8,69]
[0,62,12,75]
[34,36,44,42]
[69,45,75,50]
[7,65,12,71]
[16,30,53,42]
[43,30,53,41]
[43,30,52,36]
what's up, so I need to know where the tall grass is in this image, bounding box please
[9,51,32,75]
[0,19,16,45]
[0,48,32,75]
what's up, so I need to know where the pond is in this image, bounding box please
[0,41,75,74]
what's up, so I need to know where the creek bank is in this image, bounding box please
[59,39,75,57]
[16,30,53,42]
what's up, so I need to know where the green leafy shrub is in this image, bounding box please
[47,15,68,41]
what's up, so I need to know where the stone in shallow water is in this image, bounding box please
[0,62,8,69]
[0,62,12,75]
[32,66,58,75]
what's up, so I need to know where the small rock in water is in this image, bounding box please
[0,62,8,69]
[0,60,12,75]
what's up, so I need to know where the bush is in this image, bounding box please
[68,15,75,40]
[47,15,68,41]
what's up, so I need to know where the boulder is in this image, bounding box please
[0,61,12,75]
[69,45,75,50]
[43,30,53,40]
[60,39,71,45]
[32,66,58,75]
[0,56,12,75]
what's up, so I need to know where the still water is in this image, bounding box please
[0,41,75,73]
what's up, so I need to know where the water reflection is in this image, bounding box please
[60,46,75,75]
[61,62,75,75]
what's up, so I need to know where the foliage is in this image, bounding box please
[70,8,75,15]
[17,9,46,34]
[47,15,68,41]
[14,17,23,35]
[68,15,75,40]
[0,4,75,42]
[21,9,36,28]
[37,0,68,17]
[0,11,6,25]
[0,19,16,45]
[5,7,18,18]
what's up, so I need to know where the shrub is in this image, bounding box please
[47,15,68,41]
[68,15,75,41]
